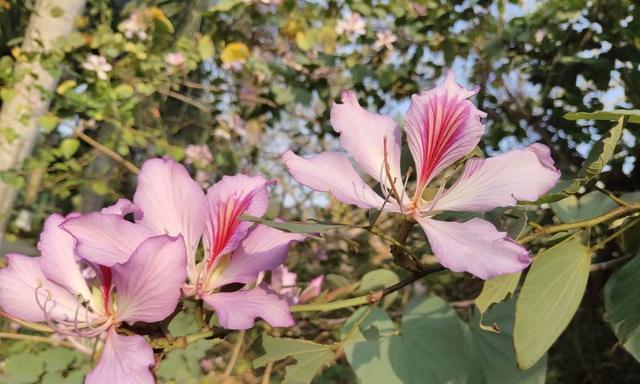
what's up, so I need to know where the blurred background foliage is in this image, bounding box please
[0,0,639,383]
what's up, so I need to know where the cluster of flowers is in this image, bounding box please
[0,71,559,382]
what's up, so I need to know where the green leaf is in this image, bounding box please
[241,215,349,233]
[604,255,640,354]
[157,339,212,382]
[1,87,16,102]
[343,296,470,384]
[354,269,399,309]
[37,114,59,133]
[59,138,80,159]
[114,84,135,99]
[197,35,215,60]
[253,335,335,384]
[475,272,521,315]
[537,116,626,203]
[4,352,45,384]
[564,109,640,124]
[514,237,591,369]
[135,83,155,96]
[50,6,64,17]
[469,300,547,384]
[207,0,243,13]
[551,191,617,223]
[39,347,84,372]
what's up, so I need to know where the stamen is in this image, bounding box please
[382,136,403,207]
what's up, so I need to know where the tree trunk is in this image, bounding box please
[0,0,86,242]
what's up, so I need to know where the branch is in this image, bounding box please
[518,203,640,244]
[75,129,140,175]
[290,265,445,313]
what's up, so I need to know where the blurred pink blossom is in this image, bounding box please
[373,30,397,51]
[336,13,366,36]
[184,144,213,166]
[120,11,147,40]
[165,52,186,66]
[82,54,112,80]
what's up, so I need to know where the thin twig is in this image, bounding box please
[75,129,140,174]
[518,204,640,244]
[224,330,245,376]
[159,90,211,112]
[0,331,76,349]
[261,361,274,384]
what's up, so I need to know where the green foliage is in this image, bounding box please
[475,272,521,315]
[514,237,591,369]
[538,116,626,203]
[551,191,617,223]
[342,296,470,384]
[604,255,640,361]
[354,269,399,309]
[253,335,335,384]
[469,300,547,384]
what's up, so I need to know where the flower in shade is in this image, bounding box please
[336,13,366,37]
[0,213,186,383]
[282,71,561,279]
[62,157,304,330]
[120,11,147,40]
[373,30,397,51]
[165,52,186,67]
[270,265,324,305]
[82,54,112,80]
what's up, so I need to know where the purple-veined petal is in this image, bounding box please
[203,174,271,264]
[331,90,404,190]
[61,213,154,266]
[133,157,206,281]
[203,285,293,330]
[0,254,83,322]
[416,217,530,280]
[112,235,187,323]
[101,198,143,220]
[38,213,93,303]
[86,329,155,384]
[207,224,304,290]
[428,144,561,213]
[405,70,486,196]
[299,274,324,304]
[282,150,396,211]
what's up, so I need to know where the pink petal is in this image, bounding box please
[405,70,486,196]
[208,224,304,290]
[299,274,324,304]
[430,144,561,212]
[330,90,403,190]
[203,174,271,264]
[101,198,143,220]
[282,150,395,210]
[112,235,187,323]
[416,217,530,280]
[203,285,293,330]
[86,329,155,384]
[133,157,206,280]
[0,254,81,322]
[61,213,154,266]
[37,214,93,304]
[271,265,298,297]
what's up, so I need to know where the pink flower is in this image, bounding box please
[336,13,366,36]
[82,54,112,80]
[120,11,147,40]
[184,144,213,166]
[373,30,397,51]
[165,52,186,66]
[61,158,303,330]
[282,71,561,279]
[271,265,324,305]
[0,213,187,383]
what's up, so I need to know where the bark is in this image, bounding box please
[0,0,86,242]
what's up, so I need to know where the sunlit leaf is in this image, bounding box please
[343,296,470,384]
[220,42,250,65]
[253,335,335,384]
[241,215,349,233]
[563,110,640,124]
[514,237,591,369]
